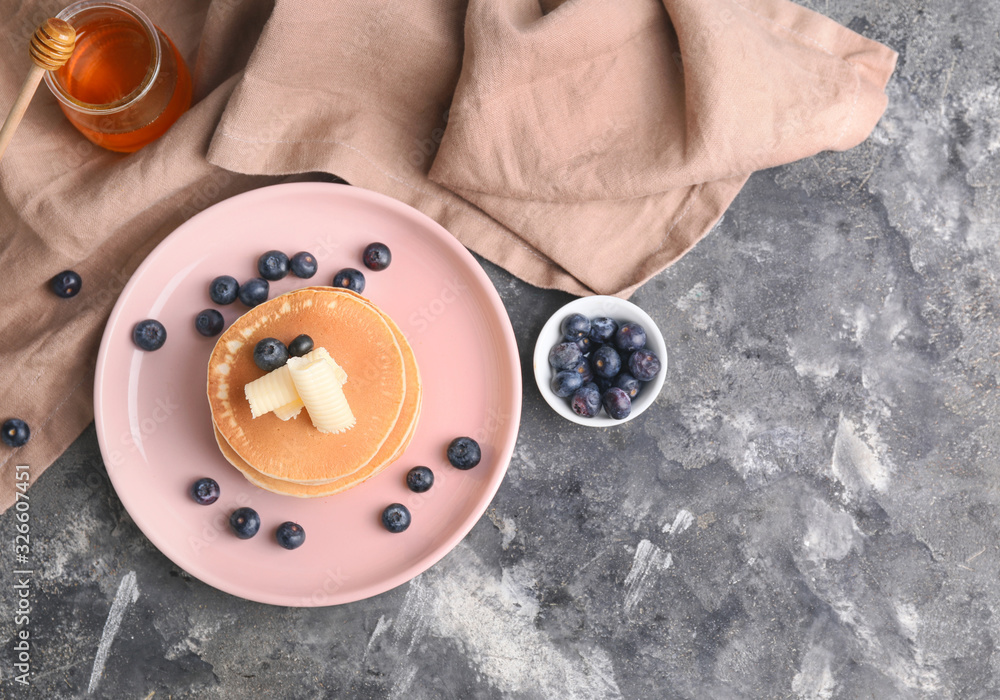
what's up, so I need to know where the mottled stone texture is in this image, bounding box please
[2,0,999,697]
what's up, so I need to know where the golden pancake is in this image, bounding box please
[283,287,422,479]
[212,291,423,497]
[213,411,415,497]
[208,288,406,484]
[234,287,422,486]
[232,401,422,496]
[291,287,422,475]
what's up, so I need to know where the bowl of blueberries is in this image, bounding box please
[533,296,666,426]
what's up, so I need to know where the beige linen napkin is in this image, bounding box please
[209,0,896,296]
[0,0,896,511]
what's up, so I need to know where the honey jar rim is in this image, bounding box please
[43,0,163,115]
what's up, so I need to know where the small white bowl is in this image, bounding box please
[533,296,667,426]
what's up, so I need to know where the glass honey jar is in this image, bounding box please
[43,1,192,153]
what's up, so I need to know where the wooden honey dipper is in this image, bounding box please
[0,18,77,162]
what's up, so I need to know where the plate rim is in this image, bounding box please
[93,182,522,606]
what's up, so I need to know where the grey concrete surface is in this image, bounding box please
[3,0,1000,697]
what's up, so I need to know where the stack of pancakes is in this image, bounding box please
[207,287,421,497]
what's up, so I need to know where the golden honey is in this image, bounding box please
[44,2,191,153]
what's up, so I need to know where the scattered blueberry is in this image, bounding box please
[290,251,318,279]
[276,521,306,550]
[362,242,392,271]
[332,267,365,293]
[209,275,239,305]
[561,313,590,342]
[50,270,82,298]
[190,478,220,505]
[552,369,584,397]
[549,342,582,370]
[589,317,617,344]
[591,345,622,379]
[570,384,602,418]
[447,436,482,470]
[381,503,411,533]
[603,387,632,420]
[133,319,166,351]
[254,338,289,371]
[238,277,269,307]
[615,322,647,352]
[288,334,314,357]
[614,373,641,399]
[406,466,434,493]
[257,250,290,281]
[629,348,661,381]
[195,309,224,337]
[1,419,30,448]
[230,507,261,539]
[576,336,594,355]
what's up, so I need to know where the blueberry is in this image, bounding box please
[615,323,647,352]
[548,342,582,370]
[570,384,601,418]
[595,376,613,394]
[406,466,434,493]
[602,387,632,420]
[591,345,622,379]
[362,242,392,271]
[230,507,260,539]
[561,313,590,342]
[254,338,289,371]
[276,521,306,549]
[133,319,166,351]
[447,436,481,470]
[614,373,641,399]
[290,251,318,279]
[50,270,82,298]
[287,334,314,357]
[551,369,584,397]
[1,419,30,448]
[576,336,594,355]
[209,275,239,305]
[332,268,365,293]
[194,309,224,337]
[589,317,617,344]
[257,250,290,281]
[381,503,411,533]
[572,359,594,383]
[238,277,269,307]
[190,478,220,505]
[629,348,661,381]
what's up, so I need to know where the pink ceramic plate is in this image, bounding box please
[94,182,521,606]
